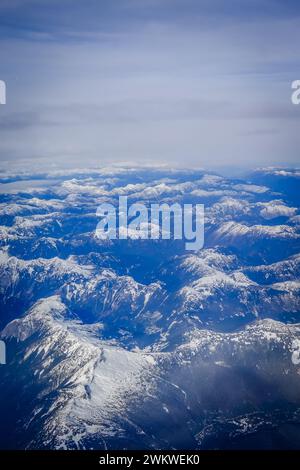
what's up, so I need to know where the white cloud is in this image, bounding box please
[0,2,299,167]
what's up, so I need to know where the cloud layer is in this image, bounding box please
[0,0,299,168]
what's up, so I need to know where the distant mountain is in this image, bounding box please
[0,166,299,449]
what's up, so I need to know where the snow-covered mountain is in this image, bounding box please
[0,166,299,449]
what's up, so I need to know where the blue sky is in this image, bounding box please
[0,0,299,169]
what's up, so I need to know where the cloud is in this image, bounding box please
[0,0,299,168]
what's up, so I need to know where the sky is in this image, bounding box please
[0,0,299,170]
